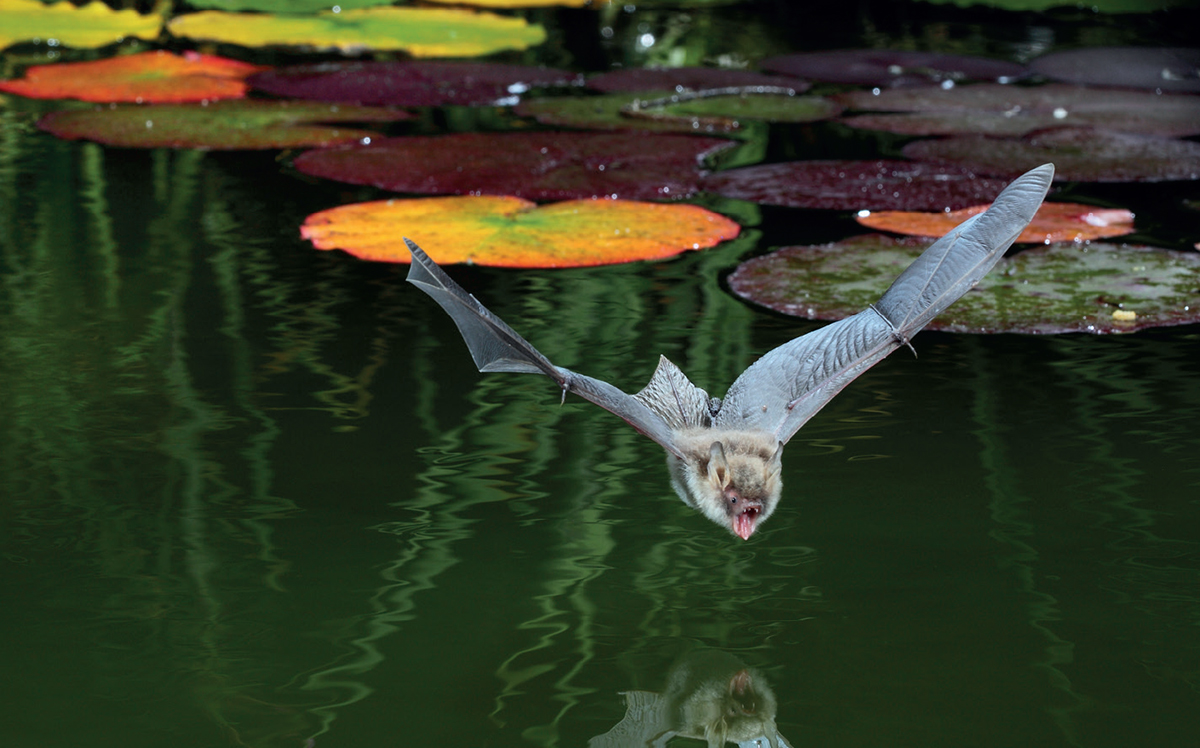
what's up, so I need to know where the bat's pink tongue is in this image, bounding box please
[733,512,757,540]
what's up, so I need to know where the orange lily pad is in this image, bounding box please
[856,202,1136,243]
[0,51,266,103]
[300,195,741,268]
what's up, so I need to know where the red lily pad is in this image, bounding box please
[835,83,1200,138]
[0,51,265,103]
[728,235,1200,334]
[248,60,582,107]
[300,195,739,268]
[700,160,1011,211]
[1030,46,1200,94]
[38,100,411,150]
[760,49,1027,88]
[856,202,1136,243]
[292,131,736,201]
[586,66,810,94]
[902,127,1200,182]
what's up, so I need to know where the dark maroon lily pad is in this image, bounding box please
[902,127,1200,182]
[586,66,810,94]
[760,49,1027,88]
[248,60,583,107]
[292,131,737,201]
[836,83,1200,137]
[700,160,1011,211]
[37,100,411,150]
[728,235,1200,334]
[1031,46,1200,93]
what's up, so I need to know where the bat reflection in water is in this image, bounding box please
[405,164,1053,540]
[587,649,792,748]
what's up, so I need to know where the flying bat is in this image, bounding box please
[404,163,1053,540]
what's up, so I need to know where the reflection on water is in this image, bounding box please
[4,13,1200,748]
[589,648,792,748]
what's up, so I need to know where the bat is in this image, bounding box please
[587,649,792,748]
[404,163,1053,540]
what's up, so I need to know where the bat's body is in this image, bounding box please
[405,164,1053,539]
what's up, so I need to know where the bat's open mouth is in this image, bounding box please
[733,505,761,540]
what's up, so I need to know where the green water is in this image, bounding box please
[3,3,1200,747]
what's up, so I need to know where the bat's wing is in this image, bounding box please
[404,239,691,459]
[716,163,1054,444]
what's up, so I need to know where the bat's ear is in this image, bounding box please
[708,441,731,489]
[770,442,784,469]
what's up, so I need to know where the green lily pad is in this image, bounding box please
[37,100,411,150]
[166,7,545,57]
[728,235,1200,334]
[902,127,1200,182]
[186,0,392,10]
[0,0,161,51]
[836,83,1200,138]
[516,89,838,136]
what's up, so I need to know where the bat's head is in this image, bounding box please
[670,431,783,540]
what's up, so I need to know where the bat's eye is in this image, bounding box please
[730,496,737,503]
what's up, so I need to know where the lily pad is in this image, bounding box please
[0,0,161,50]
[516,89,838,135]
[300,196,740,268]
[835,83,1200,138]
[248,60,581,107]
[0,51,265,103]
[586,66,810,94]
[728,235,1200,334]
[855,202,1136,243]
[700,160,1011,211]
[187,0,392,10]
[292,131,736,201]
[424,0,592,6]
[902,127,1200,182]
[760,49,1026,88]
[1030,46,1200,94]
[166,7,546,57]
[37,100,410,150]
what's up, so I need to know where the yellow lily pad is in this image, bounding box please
[167,7,546,57]
[0,0,161,50]
[300,195,741,268]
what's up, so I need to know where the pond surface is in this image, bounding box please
[2,2,1199,748]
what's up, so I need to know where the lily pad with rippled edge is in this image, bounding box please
[902,127,1200,182]
[856,202,1136,243]
[835,83,1200,138]
[1030,46,1200,93]
[167,7,545,57]
[0,51,266,103]
[516,89,838,136]
[700,160,1012,211]
[760,49,1027,88]
[0,0,161,50]
[293,131,736,201]
[728,235,1200,334]
[187,0,393,10]
[249,61,582,107]
[586,66,810,94]
[301,196,740,268]
[38,100,411,150]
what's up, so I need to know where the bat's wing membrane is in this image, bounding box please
[404,239,687,458]
[717,163,1054,445]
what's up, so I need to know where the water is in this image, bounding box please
[3,3,1200,747]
